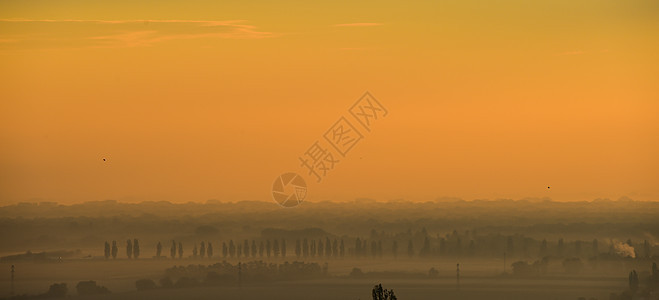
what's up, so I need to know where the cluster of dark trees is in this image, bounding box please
[0,281,110,300]
[163,260,327,283]
[372,284,398,300]
[608,262,658,300]
[103,239,139,259]
[105,238,342,260]
[348,267,432,280]
[220,239,288,259]
[363,228,655,260]
[192,241,213,259]
[294,238,344,258]
[215,238,348,260]
[510,257,595,276]
[75,281,110,295]
[0,283,67,300]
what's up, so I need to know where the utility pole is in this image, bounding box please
[10,265,15,295]
[456,263,460,291]
[238,262,242,287]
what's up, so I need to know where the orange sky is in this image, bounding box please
[1,0,658,205]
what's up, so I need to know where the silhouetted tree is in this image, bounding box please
[303,238,309,257]
[318,240,324,257]
[296,239,301,258]
[133,239,139,259]
[251,240,257,258]
[377,240,383,258]
[575,240,582,257]
[266,240,272,257]
[111,240,118,259]
[310,240,316,257]
[629,270,639,292]
[45,283,67,297]
[178,242,183,259]
[408,240,414,258]
[350,267,364,278]
[126,239,133,259]
[274,239,280,257]
[160,277,174,288]
[282,239,287,257]
[104,242,110,259]
[229,240,235,258]
[340,239,345,257]
[193,245,198,258]
[222,242,228,258]
[76,281,110,295]
[135,279,156,291]
[156,242,162,258]
[511,260,534,276]
[592,239,598,257]
[540,239,548,257]
[244,240,249,258]
[506,236,514,257]
[392,240,398,258]
[326,237,332,258]
[557,238,564,257]
[170,240,176,259]
[355,238,362,258]
[420,237,430,257]
[372,283,397,300]
[333,239,339,257]
[259,241,265,257]
[207,242,213,258]
[371,241,377,257]
[200,241,206,258]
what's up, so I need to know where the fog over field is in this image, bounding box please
[1,198,657,300]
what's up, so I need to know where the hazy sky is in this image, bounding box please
[1,0,658,205]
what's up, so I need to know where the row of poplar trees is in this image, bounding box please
[103,240,212,259]
[103,239,140,259]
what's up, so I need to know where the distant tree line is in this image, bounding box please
[164,260,327,283]
[101,230,654,261]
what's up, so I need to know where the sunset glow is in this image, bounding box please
[1,0,657,205]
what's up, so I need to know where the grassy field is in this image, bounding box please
[0,257,630,299]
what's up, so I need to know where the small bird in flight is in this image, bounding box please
[547,186,550,189]
[103,158,106,162]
